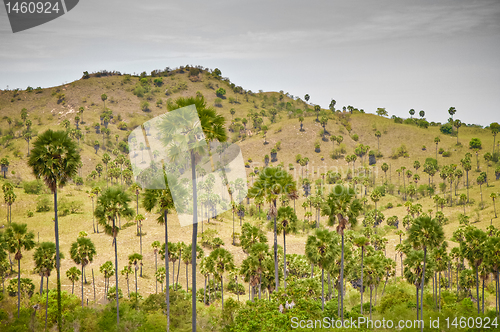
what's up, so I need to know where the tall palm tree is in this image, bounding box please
[364,254,384,320]
[151,241,161,293]
[70,236,96,307]
[248,166,297,292]
[128,253,143,302]
[28,129,80,332]
[275,206,298,290]
[209,247,235,310]
[407,216,444,330]
[181,242,204,291]
[33,241,56,330]
[461,226,487,315]
[305,229,340,310]
[66,267,81,294]
[321,185,362,321]
[135,214,145,277]
[95,187,134,326]
[5,222,35,318]
[485,236,500,317]
[161,95,227,332]
[353,236,370,314]
[143,174,187,332]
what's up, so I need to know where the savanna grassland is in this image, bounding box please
[0,66,499,331]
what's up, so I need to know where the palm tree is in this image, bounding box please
[209,247,235,310]
[353,236,370,314]
[181,242,204,291]
[70,236,96,307]
[305,229,340,311]
[28,129,80,332]
[135,214,145,277]
[143,174,187,332]
[95,187,134,326]
[461,226,487,315]
[407,216,444,329]
[321,185,362,321]
[477,174,486,208]
[364,254,384,320]
[5,223,35,318]
[32,241,56,330]
[434,137,440,160]
[275,206,298,290]
[248,166,297,292]
[161,95,227,332]
[492,193,498,218]
[66,267,81,294]
[128,253,143,302]
[121,265,132,297]
[485,236,500,317]
[152,241,161,293]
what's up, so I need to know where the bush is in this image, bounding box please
[440,122,455,135]
[7,278,35,297]
[438,148,444,154]
[36,195,52,212]
[141,101,150,112]
[391,144,409,159]
[118,122,128,130]
[23,179,45,194]
[216,87,226,97]
[27,210,34,217]
[442,151,451,157]
[351,133,359,141]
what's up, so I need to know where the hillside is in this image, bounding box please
[0,66,499,330]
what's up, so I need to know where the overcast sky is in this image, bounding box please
[1,0,499,126]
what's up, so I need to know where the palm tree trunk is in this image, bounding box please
[259,272,262,300]
[155,253,158,294]
[186,264,189,291]
[191,151,198,332]
[176,258,181,287]
[113,218,120,326]
[164,210,170,332]
[369,286,372,320]
[482,278,485,314]
[340,233,345,321]
[416,285,419,320]
[439,272,441,311]
[360,247,364,315]
[140,228,143,277]
[54,189,63,332]
[81,264,84,308]
[92,198,95,233]
[321,268,325,311]
[283,230,287,290]
[273,200,279,292]
[127,277,129,297]
[40,275,44,295]
[420,247,427,331]
[45,277,49,331]
[221,276,224,311]
[382,276,388,297]
[135,267,138,302]
[476,267,480,315]
[203,276,206,304]
[17,259,20,318]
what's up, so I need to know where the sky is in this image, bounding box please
[1,0,499,126]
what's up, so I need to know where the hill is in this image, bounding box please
[0,65,499,330]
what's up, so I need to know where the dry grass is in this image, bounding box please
[0,69,499,306]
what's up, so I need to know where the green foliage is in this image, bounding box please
[7,278,34,298]
[469,137,482,150]
[440,123,455,135]
[58,198,83,216]
[391,144,409,159]
[379,288,412,313]
[216,87,226,97]
[36,195,52,212]
[23,179,45,194]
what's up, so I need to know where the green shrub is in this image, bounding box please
[23,179,45,194]
[36,195,52,212]
[351,133,359,141]
[442,151,451,157]
[7,278,35,297]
